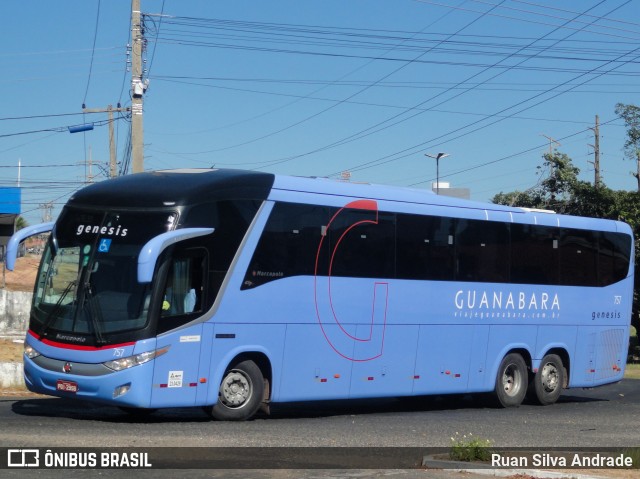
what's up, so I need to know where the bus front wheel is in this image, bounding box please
[531,354,564,406]
[206,360,264,421]
[495,353,527,407]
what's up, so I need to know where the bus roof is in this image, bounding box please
[65,168,630,235]
[272,173,517,212]
[68,169,274,208]
[270,173,630,234]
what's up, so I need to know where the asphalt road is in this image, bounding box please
[1,379,639,449]
[2,382,639,478]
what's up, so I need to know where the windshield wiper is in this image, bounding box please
[38,280,77,340]
[83,282,106,345]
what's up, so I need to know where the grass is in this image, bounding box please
[449,433,493,462]
[622,447,640,469]
[625,363,640,380]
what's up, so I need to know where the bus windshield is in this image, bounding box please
[31,207,177,344]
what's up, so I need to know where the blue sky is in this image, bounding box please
[1,0,639,225]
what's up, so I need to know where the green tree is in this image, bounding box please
[492,151,581,213]
[567,180,618,219]
[538,151,581,212]
[615,103,640,192]
[490,190,542,209]
[15,216,28,231]
[614,190,640,331]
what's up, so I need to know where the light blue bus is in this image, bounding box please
[7,169,634,420]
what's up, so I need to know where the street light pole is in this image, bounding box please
[425,152,450,195]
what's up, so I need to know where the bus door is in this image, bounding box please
[150,250,211,407]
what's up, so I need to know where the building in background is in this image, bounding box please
[0,187,21,249]
[431,182,470,199]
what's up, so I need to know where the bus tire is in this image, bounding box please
[531,354,564,406]
[207,360,264,421]
[495,353,527,407]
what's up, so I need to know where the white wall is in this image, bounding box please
[0,290,32,336]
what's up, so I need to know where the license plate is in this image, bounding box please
[56,380,78,393]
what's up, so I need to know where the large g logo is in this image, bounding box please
[314,199,388,362]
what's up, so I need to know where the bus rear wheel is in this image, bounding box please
[495,353,527,407]
[206,360,264,421]
[531,354,564,406]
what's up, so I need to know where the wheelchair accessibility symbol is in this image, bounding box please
[98,239,112,253]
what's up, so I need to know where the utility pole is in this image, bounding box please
[541,134,560,155]
[541,135,560,186]
[131,0,147,174]
[588,115,601,188]
[87,146,94,183]
[40,202,53,223]
[82,105,130,178]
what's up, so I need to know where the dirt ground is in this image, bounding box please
[2,255,40,292]
[0,338,23,362]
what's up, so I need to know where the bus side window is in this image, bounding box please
[456,219,509,283]
[396,213,455,281]
[242,202,334,289]
[328,209,395,279]
[161,251,206,319]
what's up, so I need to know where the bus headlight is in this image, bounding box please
[24,344,41,359]
[103,346,170,371]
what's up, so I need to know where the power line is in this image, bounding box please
[138,7,638,172]
[144,2,636,168]
[144,0,166,76]
[0,164,78,169]
[148,38,640,72]
[407,116,621,187]
[511,0,640,29]
[152,74,640,92]
[148,75,597,155]
[0,110,114,122]
[315,1,635,177]
[150,2,510,160]
[332,46,640,179]
[83,0,102,106]
[247,0,622,173]
[149,11,640,42]
[147,12,640,68]
[0,115,128,139]
[416,0,640,41]
[151,1,483,158]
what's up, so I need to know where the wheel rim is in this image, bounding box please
[540,362,559,393]
[220,370,252,408]
[502,363,522,397]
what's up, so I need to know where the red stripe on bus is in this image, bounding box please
[28,330,135,351]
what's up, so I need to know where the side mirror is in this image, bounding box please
[5,222,55,271]
[137,228,214,283]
